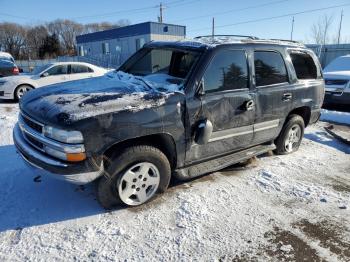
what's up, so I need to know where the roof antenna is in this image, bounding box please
[290,16,295,40]
[212,17,215,39]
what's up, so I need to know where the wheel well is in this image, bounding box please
[287,106,311,126]
[103,134,177,170]
[14,84,35,98]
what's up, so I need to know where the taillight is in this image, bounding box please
[13,67,19,75]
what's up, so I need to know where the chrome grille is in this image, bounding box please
[324,79,348,86]
[20,113,43,134]
[24,133,44,150]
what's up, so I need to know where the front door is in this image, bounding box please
[186,48,255,164]
[37,64,70,87]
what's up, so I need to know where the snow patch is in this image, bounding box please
[253,169,349,207]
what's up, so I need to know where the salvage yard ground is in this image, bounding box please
[0,101,349,261]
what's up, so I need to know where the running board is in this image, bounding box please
[174,144,276,180]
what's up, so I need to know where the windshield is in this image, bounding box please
[324,56,350,72]
[0,56,14,63]
[32,64,53,75]
[120,48,201,81]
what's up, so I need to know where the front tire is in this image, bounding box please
[274,114,305,155]
[96,145,171,209]
[14,85,33,101]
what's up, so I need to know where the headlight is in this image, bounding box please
[43,126,84,144]
[0,81,6,86]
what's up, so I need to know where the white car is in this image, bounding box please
[0,51,15,63]
[0,62,108,100]
[323,55,350,106]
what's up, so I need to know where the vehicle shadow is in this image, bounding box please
[0,99,16,104]
[304,131,350,154]
[0,144,106,233]
[0,143,265,233]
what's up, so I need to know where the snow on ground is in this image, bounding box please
[321,109,350,126]
[0,102,349,261]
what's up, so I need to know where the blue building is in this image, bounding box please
[76,21,186,67]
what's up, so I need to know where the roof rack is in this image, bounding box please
[269,38,304,44]
[194,34,259,40]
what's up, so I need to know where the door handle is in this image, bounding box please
[282,93,292,101]
[244,100,255,111]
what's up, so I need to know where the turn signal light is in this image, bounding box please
[66,152,86,162]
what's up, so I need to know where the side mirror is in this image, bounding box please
[41,72,49,77]
[196,78,205,97]
[195,119,213,145]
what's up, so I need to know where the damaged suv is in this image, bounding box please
[13,36,324,208]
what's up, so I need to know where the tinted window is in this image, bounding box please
[290,53,317,79]
[203,50,248,93]
[124,48,200,79]
[46,65,68,76]
[71,65,92,74]
[254,51,288,86]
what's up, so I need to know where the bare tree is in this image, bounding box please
[0,18,131,59]
[0,22,27,59]
[47,19,83,55]
[83,20,131,34]
[26,25,49,59]
[310,14,334,45]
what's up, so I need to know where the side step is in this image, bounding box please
[174,143,276,180]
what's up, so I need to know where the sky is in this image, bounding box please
[1,0,350,43]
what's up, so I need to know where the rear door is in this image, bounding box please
[69,64,94,81]
[252,49,292,144]
[186,48,255,163]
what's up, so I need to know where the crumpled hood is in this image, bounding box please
[20,72,181,126]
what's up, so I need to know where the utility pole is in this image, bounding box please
[290,16,295,40]
[159,2,164,23]
[337,10,344,45]
[212,17,215,38]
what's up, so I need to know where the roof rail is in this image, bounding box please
[194,34,259,40]
[268,38,305,46]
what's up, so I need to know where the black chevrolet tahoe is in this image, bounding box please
[13,36,325,208]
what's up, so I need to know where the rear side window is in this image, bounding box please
[290,52,317,79]
[70,65,93,74]
[254,51,288,86]
[46,65,68,76]
[203,49,248,93]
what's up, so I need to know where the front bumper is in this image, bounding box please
[324,91,350,106]
[13,123,104,184]
[0,81,15,99]
[0,90,13,99]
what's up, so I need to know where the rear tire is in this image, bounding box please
[274,114,305,155]
[96,145,171,209]
[14,85,33,101]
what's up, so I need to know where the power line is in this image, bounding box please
[0,13,31,20]
[170,0,291,23]
[69,0,198,20]
[188,2,350,33]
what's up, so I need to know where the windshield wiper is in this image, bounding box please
[135,77,154,91]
